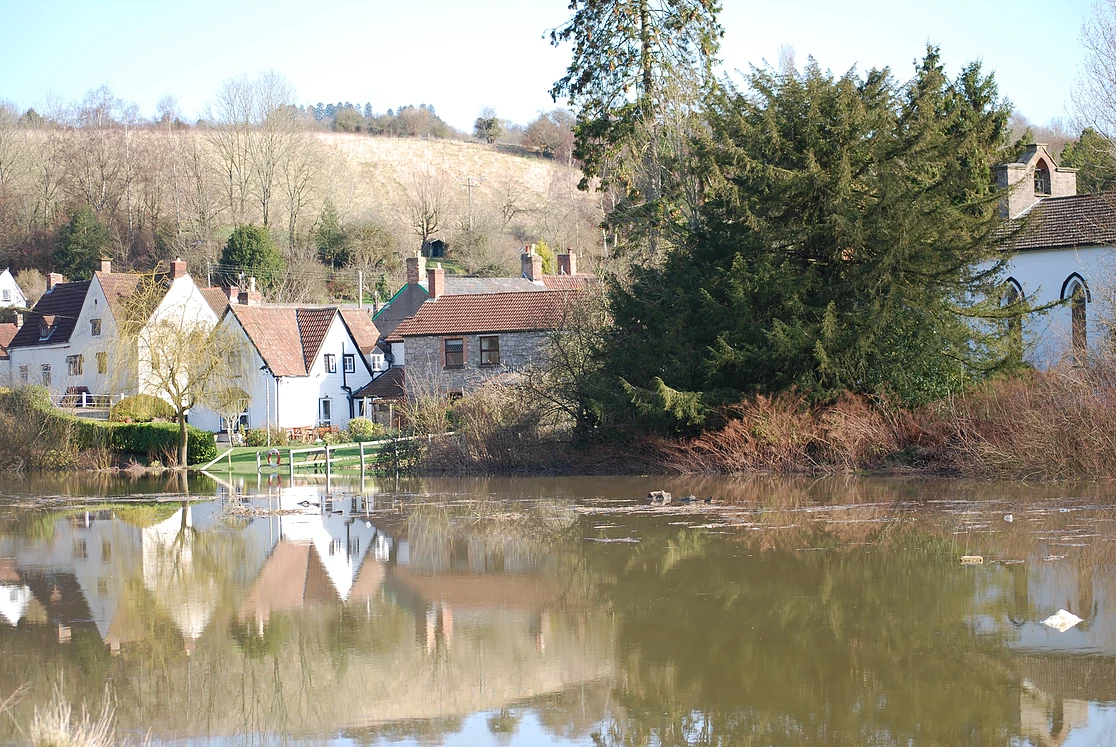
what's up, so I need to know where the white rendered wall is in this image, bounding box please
[0,270,26,309]
[1003,244,1114,367]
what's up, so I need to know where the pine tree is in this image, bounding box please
[220,225,285,290]
[54,206,111,280]
[315,200,348,268]
[1062,128,1116,193]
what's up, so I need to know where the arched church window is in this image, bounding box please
[1071,284,1087,357]
[1003,280,1023,363]
[1034,160,1051,196]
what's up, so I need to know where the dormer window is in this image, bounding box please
[1034,160,1051,196]
[38,315,56,341]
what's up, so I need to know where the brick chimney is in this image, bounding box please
[226,286,240,303]
[557,250,577,276]
[47,272,63,290]
[14,312,22,328]
[170,257,187,280]
[521,246,543,282]
[98,257,112,274]
[427,263,445,299]
[406,254,427,286]
[238,277,262,305]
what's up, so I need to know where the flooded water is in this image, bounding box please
[0,473,1115,746]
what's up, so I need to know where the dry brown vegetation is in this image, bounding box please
[416,363,1116,479]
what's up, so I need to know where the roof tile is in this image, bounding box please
[1010,193,1116,251]
[352,367,405,400]
[7,281,91,350]
[388,290,578,340]
[338,308,381,354]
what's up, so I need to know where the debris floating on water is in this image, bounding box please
[1004,514,1014,523]
[647,490,672,506]
[960,555,984,565]
[1042,609,1083,632]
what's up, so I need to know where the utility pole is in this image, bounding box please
[459,176,483,231]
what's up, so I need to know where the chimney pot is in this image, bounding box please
[170,257,187,280]
[98,257,112,274]
[427,263,445,299]
[47,272,63,290]
[406,254,427,286]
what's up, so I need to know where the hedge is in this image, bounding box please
[0,387,218,466]
[109,394,176,423]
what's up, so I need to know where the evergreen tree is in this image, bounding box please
[315,200,348,268]
[363,102,373,119]
[602,48,1020,431]
[220,225,285,290]
[473,111,503,144]
[375,273,390,302]
[54,206,111,280]
[1061,128,1116,193]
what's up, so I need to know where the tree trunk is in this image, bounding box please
[178,416,189,468]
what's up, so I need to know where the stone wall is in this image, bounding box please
[404,330,550,393]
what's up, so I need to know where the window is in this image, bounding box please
[67,355,83,376]
[356,399,366,417]
[324,354,337,373]
[101,541,111,563]
[444,338,464,369]
[39,322,51,340]
[370,353,384,371]
[72,539,87,560]
[1003,282,1023,364]
[343,354,355,373]
[479,335,501,366]
[41,365,51,387]
[90,318,101,336]
[1072,284,1087,357]
[1034,162,1052,195]
[319,398,332,426]
[19,366,27,383]
[96,352,107,375]
[1,290,8,302]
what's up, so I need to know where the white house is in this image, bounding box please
[0,269,26,309]
[6,259,219,422]
[218,301,377,432]
[998,144,1116,366]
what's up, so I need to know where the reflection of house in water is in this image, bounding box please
[978,554,1116,746]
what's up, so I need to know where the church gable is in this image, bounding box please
[995,143,1078,219]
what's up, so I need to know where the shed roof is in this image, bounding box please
[352,367,405,400]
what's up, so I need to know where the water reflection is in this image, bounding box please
[0,477,1114,745]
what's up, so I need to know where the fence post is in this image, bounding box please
[289,448,295,481]
[325,444,331,480]
[256,450,261,473]
[359,441,366,473]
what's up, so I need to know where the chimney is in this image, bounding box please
[238,277,262,305]
[521,246,543,282]
[406,254,427,286]
[14,312,22,329]
[47,272,63,290]
[427,263,445,299]
[557,250,577,276]
[98,257,112,274]
[170,257,187,280]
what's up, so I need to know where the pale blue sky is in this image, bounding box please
[0,0,1093,129]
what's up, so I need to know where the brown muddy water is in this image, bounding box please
[0,473,1114,746]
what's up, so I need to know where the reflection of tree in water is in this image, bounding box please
[486,708,522,744]
[586,519,1020,746]
[229,615,290,659]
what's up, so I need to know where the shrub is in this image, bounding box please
[110,394,175,423]
[346,417,384,442]
[244,427,289,447]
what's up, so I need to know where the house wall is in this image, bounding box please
[372,284,428,338]
[222,313,374,432]
[403,330,550,393]
[0,270,26,309]
[1003,244,1114,367]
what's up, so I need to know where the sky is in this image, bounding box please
[0,0,1095,130]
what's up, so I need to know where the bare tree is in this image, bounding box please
[1076,0,1116,143]
[399,166,449,247]
[0,101,21,193]
[113,273,247,465]
[206,76,256,224]
[279,127,323,251]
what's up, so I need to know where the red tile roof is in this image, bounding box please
[338,308,381,354]
[200,287,232,316]
[7,281,91,350]
[295,308,334,372]
[96,271,170,320]
[1010,193,1116,251]
[0,323,17,361]
[352,367,405,400]
[229,306,312,376]
[229,306,355,377]
[387,290,578,341]
[541,274,597,291]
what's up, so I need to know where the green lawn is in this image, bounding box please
[204,442,389,475]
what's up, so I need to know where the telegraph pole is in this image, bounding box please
[460,176,483,231]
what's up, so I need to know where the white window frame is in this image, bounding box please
[319,398,332,426]
[343,353,355,373]
[41,364,51,387]
[67,355,83,376]
[324,354,337,373]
